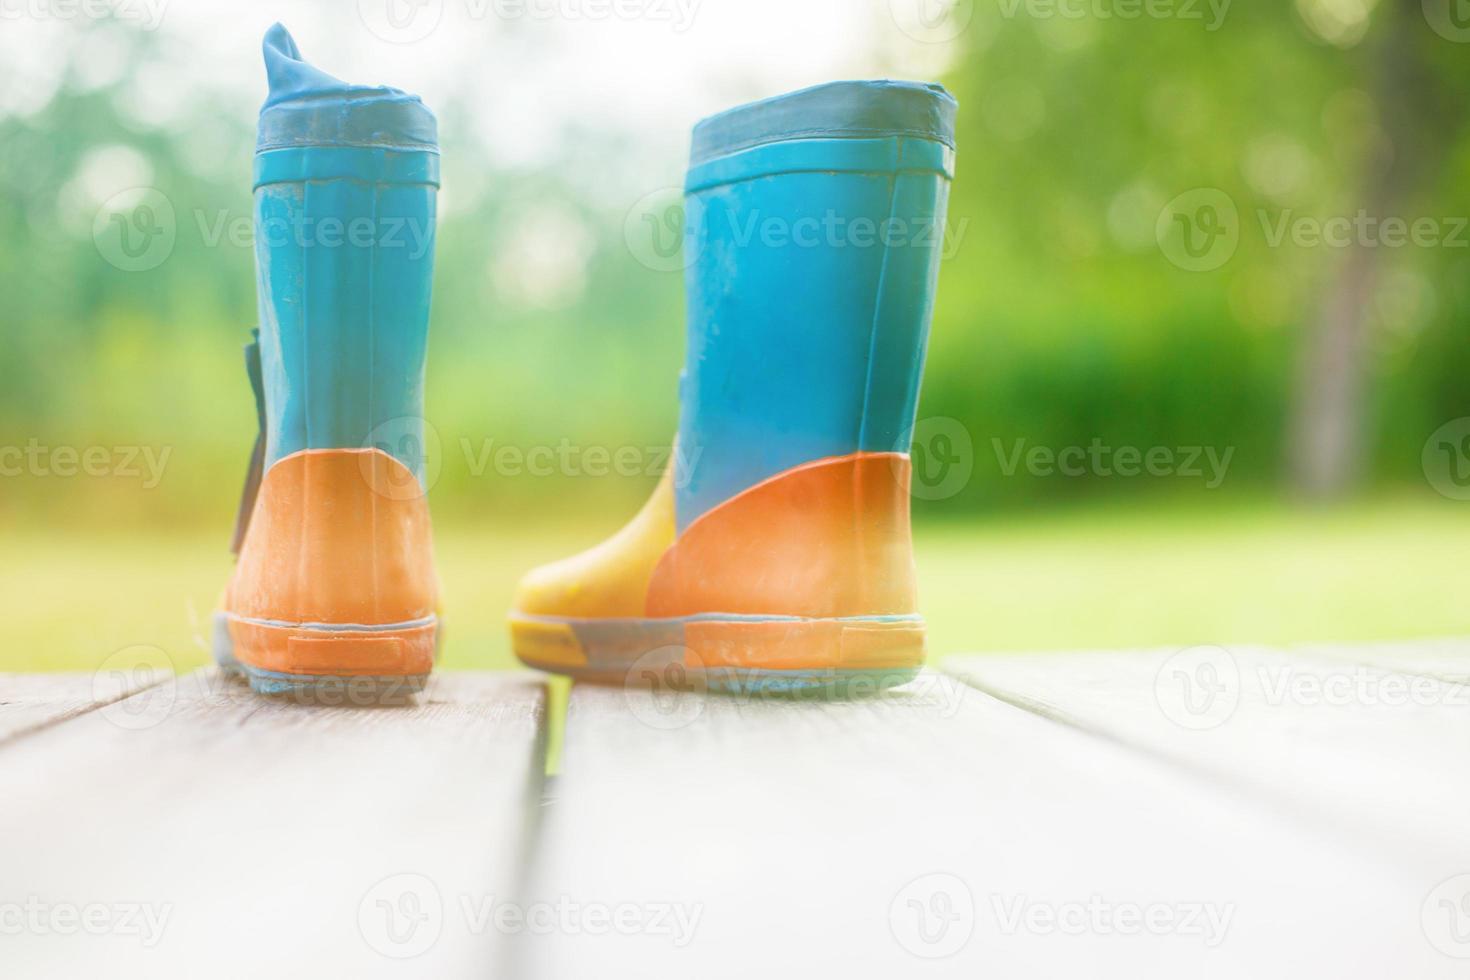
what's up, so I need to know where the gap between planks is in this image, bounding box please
[943,642,1470,873]
[0,670,171,746]
[513,668,1458,980]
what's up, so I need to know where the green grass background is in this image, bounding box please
[3,495,1461,676]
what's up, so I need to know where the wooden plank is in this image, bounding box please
[0,669,547,978]
[944,646,1470,869]
[1301,635,1470,687]
[0,670,169,744]
[512,670,1457,979]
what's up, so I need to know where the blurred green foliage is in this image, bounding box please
[926,0,1470,510]
[0,4,1466,533]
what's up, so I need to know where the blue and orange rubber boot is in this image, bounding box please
[214,25,441,699]
[510,81,956,695]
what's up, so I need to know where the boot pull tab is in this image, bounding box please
[230,330,267,556]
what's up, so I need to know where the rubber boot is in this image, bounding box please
[510,81,956,695]
[214,24,441,699]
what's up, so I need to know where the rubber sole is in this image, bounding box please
[509,612,925,696]
[212,611,434,703]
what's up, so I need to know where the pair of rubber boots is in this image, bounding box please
[216,25,957,698]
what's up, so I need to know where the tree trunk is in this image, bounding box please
[1287,0,1439,498]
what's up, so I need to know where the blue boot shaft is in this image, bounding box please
[253,24,440,486]
[676,80,957,530]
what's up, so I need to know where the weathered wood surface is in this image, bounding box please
[0,670,169,744]
[0,669,547,979]
[511,669,1457,979]
[1303,635,1470,687]
[2,651,1463,979]
[944,645,1470,868]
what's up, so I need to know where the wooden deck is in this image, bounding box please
[2,641,1466,978]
